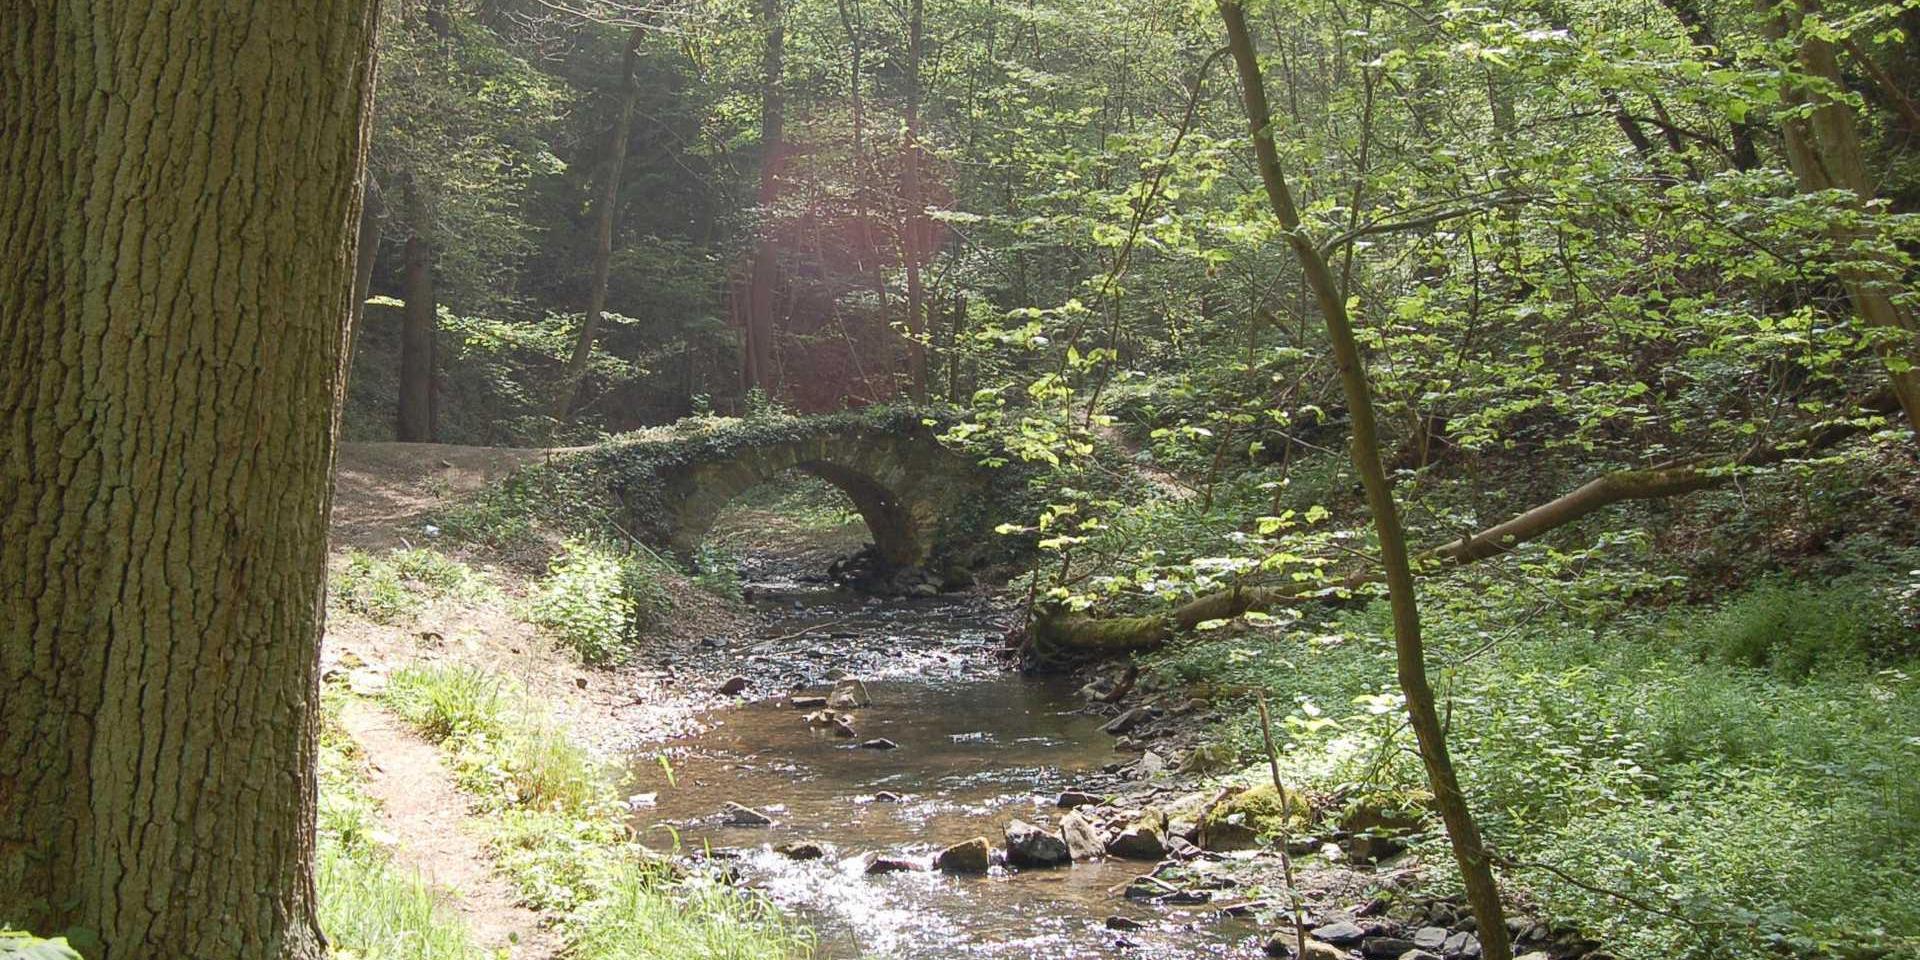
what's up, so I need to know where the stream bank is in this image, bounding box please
[615,553,1586,960]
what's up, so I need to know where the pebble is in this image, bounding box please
[1310,921,1366,946]
[722,802,773,826]
[1361,937,1417,959]
[1265,937,1346,960]
[933,837,992,874]
[1103,707,1148,736]
[775,841,825,860]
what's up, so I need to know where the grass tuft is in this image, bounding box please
[380,660,811,960]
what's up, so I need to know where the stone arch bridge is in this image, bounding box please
[573,409,1002,573]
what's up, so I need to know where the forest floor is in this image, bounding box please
[321,441,805,959]
[332,696,565,957]
[315,440,1623,960]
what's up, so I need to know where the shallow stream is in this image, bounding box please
[627,579,1266,959]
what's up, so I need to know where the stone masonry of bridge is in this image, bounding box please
[576,408,997,573]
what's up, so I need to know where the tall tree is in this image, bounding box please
[1215,3,1514,957]
[0,1,379,956]
[398,173,438,442]
[743,0,788,394]
[554,26,648,423]
[899,0,930,400]
[1760,0,1920,439]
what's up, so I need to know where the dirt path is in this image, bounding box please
[336,697,563,959]
[330,442,567,957]
[331,441,553,550]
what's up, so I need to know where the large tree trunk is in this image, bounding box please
[0,2,378,957]
[900,0,930,401]
[1215,5,1514,957]
[1762,0,1920,439]
[743,0,786,394]
[553,26,645,424]
[398,178,436,442]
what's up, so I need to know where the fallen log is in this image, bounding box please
[1024,397,1894,671]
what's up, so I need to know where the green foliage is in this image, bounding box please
[380,661,810,959]
[689,545,744,603]
[383,662,506,743]
[1202,783,1311,839]
[318,845,485,960]
[525,541,671,664]
[384,662,604,816]
[567,871,808,960]
[0,931,83,960]
[1695,576,1906,678]
[329,549,494,624]
[317,690,485,960]
[1150,569,1920,960]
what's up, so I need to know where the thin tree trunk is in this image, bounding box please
[1659,0,1761,169]
[1215,5,1515,957]
[0,2,378,956]
[949,294,968,402]
[901,0,930,401]
[554,27,645,424]
[744,0,787,394]
[1761,0,1920,438]
[398,182,437,442]
[344,178,386,376]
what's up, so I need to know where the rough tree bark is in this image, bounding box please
[1214,5,1515,957]
[1761,0,1920,439]
[743,0,787,394]
[0,1,379,957]
[398,175,438,442]
[554,26,646,424]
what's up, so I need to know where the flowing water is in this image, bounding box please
[627,578,1267,959]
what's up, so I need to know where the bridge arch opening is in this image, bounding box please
[670,461,925,572]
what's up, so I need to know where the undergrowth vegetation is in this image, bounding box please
[329,549,496,624]
[1146,556,1920,960]
[381,662,811,960]
[317,690,488,960]
[525,541,673,664]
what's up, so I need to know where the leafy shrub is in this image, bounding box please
[1147,569,1920,960]
[690,544,743,602]
[526,541,670,664]
[1696,578,1904,678]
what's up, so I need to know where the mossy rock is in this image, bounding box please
[1200,784,1312,851]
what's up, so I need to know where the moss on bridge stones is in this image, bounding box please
[558,406,1015,576]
